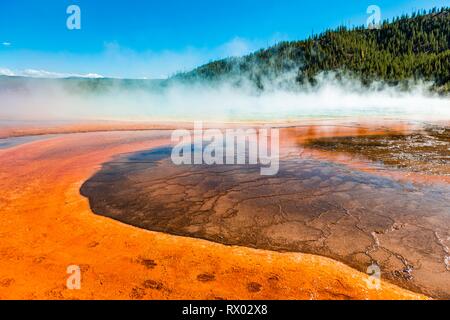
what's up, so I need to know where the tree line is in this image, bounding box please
[175,7,450,93]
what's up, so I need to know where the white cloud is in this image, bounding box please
[0,67,103,78]
[21,69,104,78]
[2,42,11,47]
[217,37,261,58]
[98,35,288,78]
[218,34,289,58]
[0,68,15,76]
[0,35,290,79]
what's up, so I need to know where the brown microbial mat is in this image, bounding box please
[81,127,450,299]
[305,126,450,176]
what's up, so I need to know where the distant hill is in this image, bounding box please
[174,7,450,93]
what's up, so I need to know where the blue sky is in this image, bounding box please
[0,0,447,79]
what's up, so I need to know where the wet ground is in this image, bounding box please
[81,126,450,299]
[306,126,450,176]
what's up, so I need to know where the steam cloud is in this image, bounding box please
[0,72,449,123]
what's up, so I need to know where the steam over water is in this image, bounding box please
[0,75,449,122]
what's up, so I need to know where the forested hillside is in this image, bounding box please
[175,7,450,93]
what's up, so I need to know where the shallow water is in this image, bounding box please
[81,129,450,298]
[0,134,61,149]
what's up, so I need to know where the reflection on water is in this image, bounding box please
[0,134,61,149]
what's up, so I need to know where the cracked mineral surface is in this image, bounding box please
[305,126,450,176]
[81,128,450,299]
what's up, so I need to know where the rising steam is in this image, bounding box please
[0,72,448,123]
